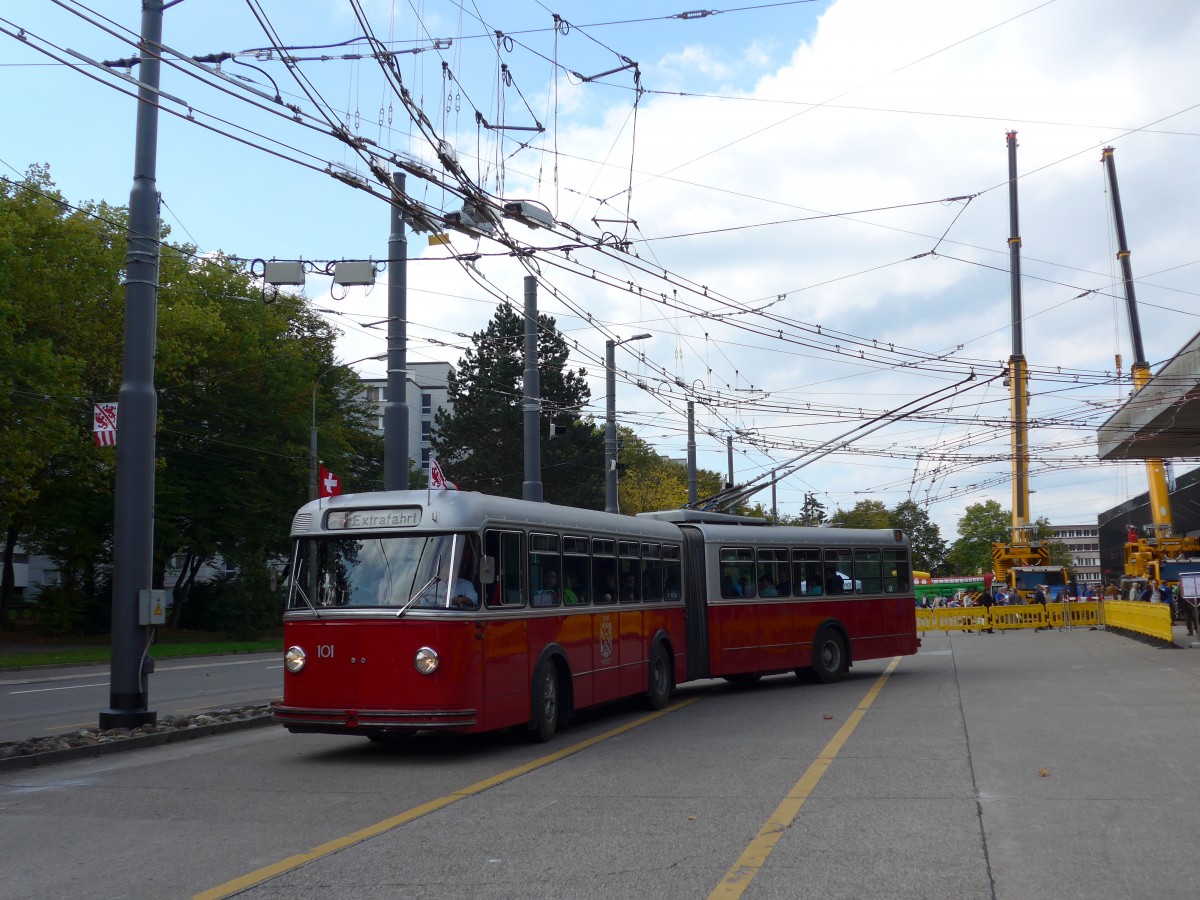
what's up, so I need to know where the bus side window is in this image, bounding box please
[593,538,617,604]
[719,547,755,599]
[485,529,526,606]
[854,548,882,594]
[530,533,561,608]
[883,549,910,593]
[663,545,682,600]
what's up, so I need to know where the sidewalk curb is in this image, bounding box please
[0,712,277,773]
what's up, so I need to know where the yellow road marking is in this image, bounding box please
[194,695,705,899]
[708,657,902,900]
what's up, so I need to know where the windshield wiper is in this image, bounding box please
[397,571,441,618]
[290,579,322,618]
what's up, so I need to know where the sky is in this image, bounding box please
[3,0,1200,542]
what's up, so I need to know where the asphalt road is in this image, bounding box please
[2,628,1198,899]
[0,651,282,742]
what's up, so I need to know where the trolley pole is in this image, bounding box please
[383,171,409,491]
[102,0,163,730]
[522,276,543,502]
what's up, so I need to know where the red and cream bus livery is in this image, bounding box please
[273,491,917,742]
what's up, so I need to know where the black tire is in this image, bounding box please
[532,662,559,742]
[647,643,673,709]
[812,628,848,683]
[722,673,763,687]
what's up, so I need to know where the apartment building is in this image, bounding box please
[359,360,455,475]
[1047,523,1101,586]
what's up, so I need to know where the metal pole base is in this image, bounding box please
[99,708,157,730]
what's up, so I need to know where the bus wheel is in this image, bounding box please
[812,629,847,684]
[723,673,762,687]
[532,662,559,742]
[647,644,672,709]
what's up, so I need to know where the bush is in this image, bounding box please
[29,584,90,635]
[181,569,283,641]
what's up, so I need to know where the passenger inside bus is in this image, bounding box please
[621,572,638,603]
[758,574,778,597]
[562,570,583,605]
[824,565,845,595]
[531,569,559,607]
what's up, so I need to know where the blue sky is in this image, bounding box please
[4,1,1200,541]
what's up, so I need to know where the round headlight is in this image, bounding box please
[414,646,440,675]
[284,645,307,673]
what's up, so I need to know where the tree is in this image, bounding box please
[616,427,725,515]
[799,492,827,526]
[4,168,374,633]
[0,167,122,625]
[945,500,1011,575]
[828,499,891,529]
[431,304,602,508]
[889,500,947,575]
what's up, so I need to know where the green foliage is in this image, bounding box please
[889,500,947,574]
[946,500,1011,575]
[2,167,377,634]
[431,304,602,507]
[617,427,725,515]
[829,499,891,529]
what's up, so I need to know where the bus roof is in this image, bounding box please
[291,490,682,540]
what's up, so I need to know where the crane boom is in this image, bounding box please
[1103,146,1200,583]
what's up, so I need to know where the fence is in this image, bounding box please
[915,601,1173,642]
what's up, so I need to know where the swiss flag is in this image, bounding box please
[318,464,343,498]
[429,457,457,491]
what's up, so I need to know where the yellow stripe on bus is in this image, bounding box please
[708,657,902,900]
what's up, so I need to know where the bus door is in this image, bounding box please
[591,538,621,703]
[481,529,529,728]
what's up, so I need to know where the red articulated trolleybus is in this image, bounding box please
[273,491,918,743]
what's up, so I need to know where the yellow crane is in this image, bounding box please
[1103,147,1200,590]
[991,133,1068,600]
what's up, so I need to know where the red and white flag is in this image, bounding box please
[93,402,118,447]
[318,464,343,498]
[429,457,457,491]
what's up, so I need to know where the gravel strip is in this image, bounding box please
[0,704,277,772]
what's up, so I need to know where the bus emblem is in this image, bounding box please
[599,619,613,663]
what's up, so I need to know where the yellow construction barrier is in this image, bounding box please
[1101,600,1173,642]
[916,600,1171,641]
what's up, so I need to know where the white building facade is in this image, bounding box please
[1048,523,1101,586]
[360,360,454,477]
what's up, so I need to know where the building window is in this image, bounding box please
[421,448,430,465]
[421,420,431,442]
[422,393,432,415]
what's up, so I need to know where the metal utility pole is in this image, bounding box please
[102,0,163,730]
[686,401,698,505]
[383,171,409,491]
[522,276,543,502]
[604,333,650,513]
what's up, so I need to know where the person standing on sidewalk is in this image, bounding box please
[980,584,996,633]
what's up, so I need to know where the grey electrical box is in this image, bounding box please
[333,260,376,286]
[263,260,306,285]
[139,589,166,625]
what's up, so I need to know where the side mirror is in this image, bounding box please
[479,556,496,584]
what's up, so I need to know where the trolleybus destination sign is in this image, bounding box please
[326,508,422,530]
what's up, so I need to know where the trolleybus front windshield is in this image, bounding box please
[289,534,468,610]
